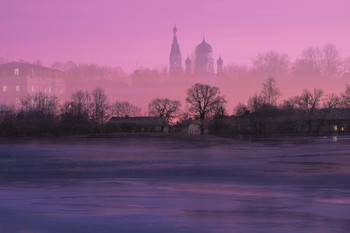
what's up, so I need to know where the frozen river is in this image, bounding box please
[0,135,349,233]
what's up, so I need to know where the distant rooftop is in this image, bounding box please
[0,62,64,73]
[0,62,64,78]
[109,116,161,121]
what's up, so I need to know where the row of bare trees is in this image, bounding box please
[236,78,350,116]
[147,83,227,134]
[0,83,227,135]
[226,43,349,79]
[2,79,350,136]
[231,77,350,134]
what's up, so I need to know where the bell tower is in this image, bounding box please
[169,25,182,76]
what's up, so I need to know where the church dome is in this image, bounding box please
[196,38,213,55]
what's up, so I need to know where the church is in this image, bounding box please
[169,26,223,77]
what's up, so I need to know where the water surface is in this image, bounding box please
[0,135,349,233]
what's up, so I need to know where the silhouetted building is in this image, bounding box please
[169,25,182,76]
[169,26,223,78]
[217,56,223,74]
[195,38,215,75]
[185,56,192,74]
[108,116,162,133]
[0,62,65,106]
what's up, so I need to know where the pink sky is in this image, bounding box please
[2,0,350,72]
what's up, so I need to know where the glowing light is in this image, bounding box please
[333,125,338,131]
[3,86,7,92]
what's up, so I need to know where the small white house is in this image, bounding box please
[188,123,201,135]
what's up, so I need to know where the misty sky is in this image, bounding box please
[2,0,350,72]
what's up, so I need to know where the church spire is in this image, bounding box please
[169,25,182,76]
[173,25,178,35]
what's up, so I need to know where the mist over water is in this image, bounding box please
[2,1,350,232]
[0,136,349,232]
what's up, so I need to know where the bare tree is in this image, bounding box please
[292,47,323,77]
[148,98,181,133]
[323,43,340,78]
[341,83,350,107]
[323,93,341,109]
[247,94,265,113]
[314,93,341,133]
[91,88,110,124]
[0,105,15,123]
[234,102,248,116]
[0,106,18,136]
[212,105,227,119]
[131,68,164,87]
[341,56,350,73]
[252,50,290,76]
[20,92,58,119]
[62,90,92,122]
[113,101,141,117]
[289,88,324,133]
[224,63,248,78]
[261,77,280,106]
[290,88,324,113]
[0,104,15,120]
[186,83,226,135]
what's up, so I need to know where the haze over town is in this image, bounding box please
[2,1,350,233]
[1,0,350,118]
[1,0,350,70]
[2,0,350,70]
[1,1,350,113]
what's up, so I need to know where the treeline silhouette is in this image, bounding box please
[1,79,350,136]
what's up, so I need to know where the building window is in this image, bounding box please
[32,86,34,92]
[49,87,52,93]
[15,98,20,105]
[3,86,7,92]
[16,85,20,92]
[14,68,19,75]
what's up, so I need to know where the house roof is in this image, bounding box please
[0,62,64,73]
